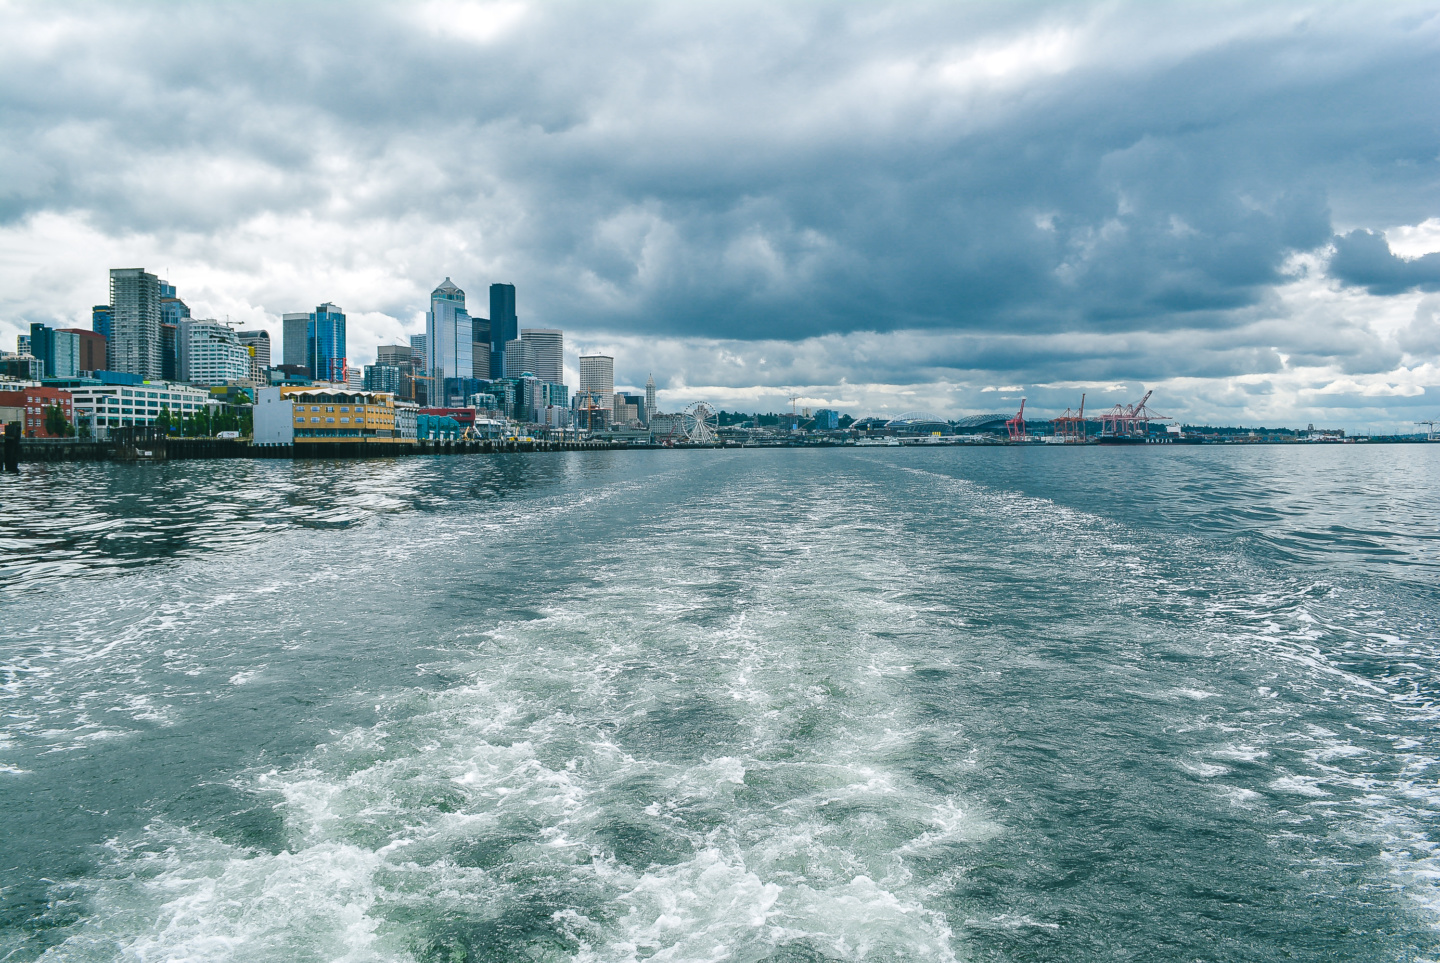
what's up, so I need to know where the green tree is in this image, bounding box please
[155,405,172,434]
[43,404,71,437]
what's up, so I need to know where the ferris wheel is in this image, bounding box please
[681,401,719,444]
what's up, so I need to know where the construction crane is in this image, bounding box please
[1006,398,1028,441]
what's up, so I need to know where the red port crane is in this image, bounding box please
[1053,393,1087,443]
[1099,390,1169,438]
[1006,397,1028,441]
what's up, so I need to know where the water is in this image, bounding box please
[1,446,1438,961]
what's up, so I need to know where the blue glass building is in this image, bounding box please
[308,303,347,383]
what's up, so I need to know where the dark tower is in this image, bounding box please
[489,283,517,379]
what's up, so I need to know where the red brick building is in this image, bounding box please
[60,328,107,374]
[0,387,75,437]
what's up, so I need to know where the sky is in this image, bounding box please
[1,1,1439,430]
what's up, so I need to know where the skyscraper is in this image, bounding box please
[579,355,614,398]
[109,268,162,380]
[521,328,564,385]
[489,283,517,378]
[425,278,471,384]
[282,313,310,368]
[409,334,428,371]
[645,373,656,421]
[309,303,347,383]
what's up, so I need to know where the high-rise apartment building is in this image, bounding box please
[520,328,563,385]
[489,283,517,378]
[179,319,251,385]
[109,268,163,380]
[579,355,614,398]
[409,334,427,371]
[645,373,656,421]
[282,314,310,368]
[238,330,271,382]
[426,278,471,384]
[310,303,347,383]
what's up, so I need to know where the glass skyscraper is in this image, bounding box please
[426,278,472,385]
[309,303,347,383]
[109,268,163,380]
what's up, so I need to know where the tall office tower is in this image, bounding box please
[409,334,427,371]
[364,364,402,393]
[520,328,563,385]
[109,268,163,380]
[28,323,80,378]
[238,330,271,381]
[158,279,191,328]
[503,338,534,378]
[17,334,31,355]
[309,303,347,383]
[489,283,517,378]
[160,324,179,380]
[579,355,614,398]
[282,313,310,368]
[425,278,471,384]
[645,373,656,421]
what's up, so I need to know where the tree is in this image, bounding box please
[155,405,172,434]
[43,404,71,437]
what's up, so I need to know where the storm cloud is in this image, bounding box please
[1,1,1438,426]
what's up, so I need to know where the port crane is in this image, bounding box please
[1006,398,1028,441]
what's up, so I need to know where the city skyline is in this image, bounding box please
[0,3,1438,430]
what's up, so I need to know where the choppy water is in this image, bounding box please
[1,446,1438,961]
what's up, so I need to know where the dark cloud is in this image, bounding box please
[1329,230,1440,296]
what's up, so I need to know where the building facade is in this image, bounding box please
[520,328,563,385]
[645,374,656,421]
[28,324,80,378]
[282,313,310,368]
[66,381,211,431]
[0,386,74,437]
[108,268,163,380]
[61,328,107,375]
[279,386,398,440]
[579,355,614,398]
[238,330,271,382]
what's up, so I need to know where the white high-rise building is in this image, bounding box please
[579,355,614,398]
[645,373,656,421]
[425,278,471,384]
[109,268,163,380]
[504,338,534,379]
[520,328,563,385]
[180,319,251,385]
